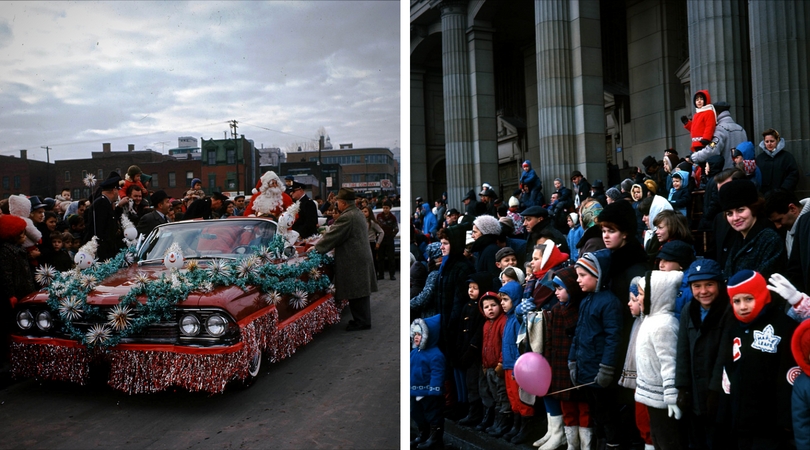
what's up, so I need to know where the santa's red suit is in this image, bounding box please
[244,171,293,219]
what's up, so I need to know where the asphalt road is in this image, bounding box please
[0,276,401,450]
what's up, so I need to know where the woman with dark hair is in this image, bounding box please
[719,179,785,280]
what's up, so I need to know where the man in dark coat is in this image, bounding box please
[571,170,591,210]
[314,188,378,331]
[137,190,170,237]
[185,192,227,220]
[83,172,127,261]
[289,182,319,238]
[376,201,399,280]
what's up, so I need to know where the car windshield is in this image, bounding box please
[137,219,278,263]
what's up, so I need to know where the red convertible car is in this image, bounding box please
[10,217,341,394]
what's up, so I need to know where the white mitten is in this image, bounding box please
[667,403,682,420]
[767,273,804,306]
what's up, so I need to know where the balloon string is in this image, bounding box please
[545,381,596,396]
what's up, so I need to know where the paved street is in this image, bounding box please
[0,276,400,449]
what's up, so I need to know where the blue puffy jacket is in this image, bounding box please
[410,314,445,397]
[500,281,524,370]
[421,202,438,237]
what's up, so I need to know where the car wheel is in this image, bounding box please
[247,350,262,378]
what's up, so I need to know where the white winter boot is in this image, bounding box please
[578,427,594,450]
[564,426,580,450]
[536,414,566,449]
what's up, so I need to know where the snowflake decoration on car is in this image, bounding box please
[194,280,214,293]
[186,259,199,272]
[236,255,261,278]
[309,268,321,280]
[264,290,283,305]
[35,264,58,287]
[58,296,84,321]
[257,245,275,263]
[327,283,336,294]
[206,259,230,278]
[86,324,112,345]
[134,271,151,286]
[83,173,97,188]
[79,274,98,291]
[289,290,309,309]
[107,304,133,331]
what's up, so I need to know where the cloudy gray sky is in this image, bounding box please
[0,1,400,162]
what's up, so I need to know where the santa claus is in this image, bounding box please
[244,171,293,219]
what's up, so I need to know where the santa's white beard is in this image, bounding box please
[252,187,284,215]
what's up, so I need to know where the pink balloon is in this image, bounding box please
[514,352,552,397]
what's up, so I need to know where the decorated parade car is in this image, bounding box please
[9,216,341,394]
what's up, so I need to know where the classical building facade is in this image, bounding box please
[411,0,810,207]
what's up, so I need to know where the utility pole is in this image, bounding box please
[319,135,325,199]
[230,120,239,195]
[41,146,51,196]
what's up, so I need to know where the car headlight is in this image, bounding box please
[36,311,53,331]
[205,314,227,337]
[16,310,33,330]
[179,314,201,336]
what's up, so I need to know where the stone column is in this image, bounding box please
[687,0,752,137]
[748,0,810,192]
[436,0,475,208]
[410,69,429,201]
[467,24,499,194]
[534,0,606,187]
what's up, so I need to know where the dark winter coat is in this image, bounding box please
[410,315,446,397]
[756,138,800,194]
[785,211,810,293]
[0,241,35,304]
[573,178,591,207]
[471,233,500,278]
[83,194,125,261]
[721,218,785,280]
[576,225,606,257]
[721,304,797,436]
[314,202,378,300]
[569,250,624,385]
[454,272,489,369]
[675,297,735,416]
[435,226,474,361]
[698,155,726,230]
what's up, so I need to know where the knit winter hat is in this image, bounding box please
[508,196,520,207]
[576,252,601,280]
[579,200,602,229]
[0,214,27,241]
[605,187,622,202]
[727,270,771,323]
[473,215,502,236]
[719,179,759,211]
[191,177,202,187]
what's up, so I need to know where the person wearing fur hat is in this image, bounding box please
[471,214,502,277]
[244,171,293,219]
[719,179,785,281]
[634,270,685,449]
[569,249,625,448]
[410,314,446,449]
[118,165,147,200]
[313,188,377,332]
[675,259,734,449]
[721,270,797,448]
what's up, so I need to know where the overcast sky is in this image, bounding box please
[0,1,400,163]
